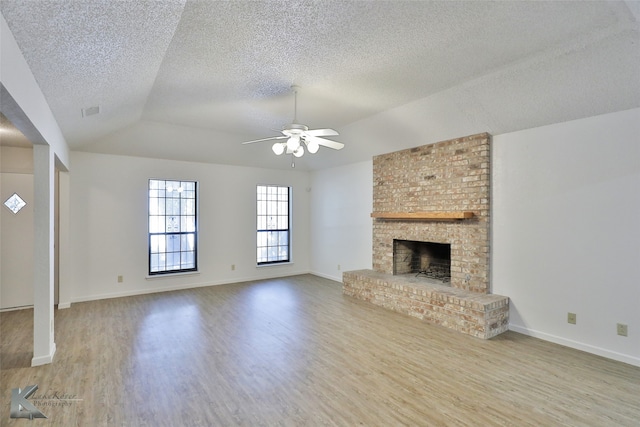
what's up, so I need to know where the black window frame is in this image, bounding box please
[256,185,291,265]
[148,179,198,276]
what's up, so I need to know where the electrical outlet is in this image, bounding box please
[617,323,628,337]
[567,312,576,324]
[117,275,123,283]
[231,264,235,271]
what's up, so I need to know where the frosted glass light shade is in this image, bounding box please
[272,142,285,155]
[293,146,304,157]
[286,136,300,152]
[306,140,319,153]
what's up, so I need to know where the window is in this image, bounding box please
[257,185,290,264]
[4,193,27,214]
[148,179,197,275]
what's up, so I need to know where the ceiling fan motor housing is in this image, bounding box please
[282,123,309,136]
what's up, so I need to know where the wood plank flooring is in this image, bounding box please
[1,274,639,426]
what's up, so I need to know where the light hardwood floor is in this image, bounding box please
[1,275,639,426]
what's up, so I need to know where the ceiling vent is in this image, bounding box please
[81,106,100,118]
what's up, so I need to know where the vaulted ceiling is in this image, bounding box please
[1,1,638,170]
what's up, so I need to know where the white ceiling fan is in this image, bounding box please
[242,86,344,163]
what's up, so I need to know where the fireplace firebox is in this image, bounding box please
[393,240,451,283]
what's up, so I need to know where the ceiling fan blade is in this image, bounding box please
[241,136,287,145]
[306,135,345,150]
[305,128,339,137]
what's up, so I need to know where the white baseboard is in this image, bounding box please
[31,343,56,366]
[311,271,343,283]
[70,271,314,304]
[509,324,639,367]
[0,304,33,313]
[2,303,72,311]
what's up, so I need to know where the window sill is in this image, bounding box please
[256,262,293,268]
[145,271,200,280]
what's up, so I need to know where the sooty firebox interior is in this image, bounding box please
[393,240,451,283]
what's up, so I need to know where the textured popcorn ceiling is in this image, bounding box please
[1,1,638,170]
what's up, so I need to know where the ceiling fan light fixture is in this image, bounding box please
[287,135,301,152]
[305,139,319,154]
[241,86,345,164]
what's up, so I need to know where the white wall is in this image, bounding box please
[0,146,33,173]
[67,152,311,302]
[309,160,373,282]
[492,108,640,366]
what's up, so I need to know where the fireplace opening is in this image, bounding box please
[393,240,451,284]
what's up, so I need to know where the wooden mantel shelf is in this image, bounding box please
[371,211,474,220]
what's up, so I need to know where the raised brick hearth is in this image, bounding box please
[343,270,508,338]
[343,133,509,338]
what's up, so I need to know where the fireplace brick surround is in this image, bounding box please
[343,133,509,339]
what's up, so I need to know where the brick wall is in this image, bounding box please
[372,133,491,293]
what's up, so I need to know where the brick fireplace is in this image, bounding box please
[343,133,509,338]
